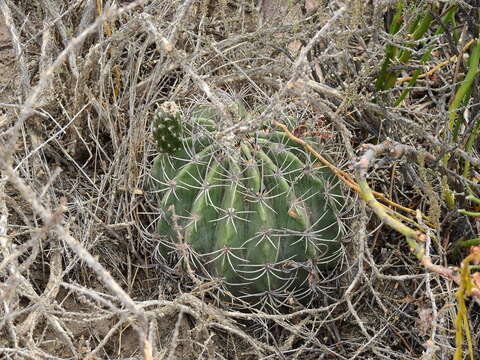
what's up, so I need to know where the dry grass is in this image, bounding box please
[0,0,479,359]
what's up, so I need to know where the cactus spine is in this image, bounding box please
[151,103,344,310]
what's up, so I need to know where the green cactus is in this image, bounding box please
[151,103,345,310]
[153,102,183,154]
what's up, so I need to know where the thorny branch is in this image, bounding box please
[354,141,479,297]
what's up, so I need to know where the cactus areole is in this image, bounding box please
[151,104,344,309]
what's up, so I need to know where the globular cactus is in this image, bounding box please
[151,103,345,310]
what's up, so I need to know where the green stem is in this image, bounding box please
[357,175,424,259]
[463,118,480,177]
[466,194,480,205]
[459,209,480,217]
[375,1,405,91]
[457,238,480,248]
[449,39,480,143]
[397,11,433,63]
[395,6,457,106]
[383,8,434,90]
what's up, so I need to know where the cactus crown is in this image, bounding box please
[153,102,183,154]
[151,102,345,311]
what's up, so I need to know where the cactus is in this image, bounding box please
[151,103,344,310]
[153,102,183,154]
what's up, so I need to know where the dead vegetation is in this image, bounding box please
[1,0,480,359]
